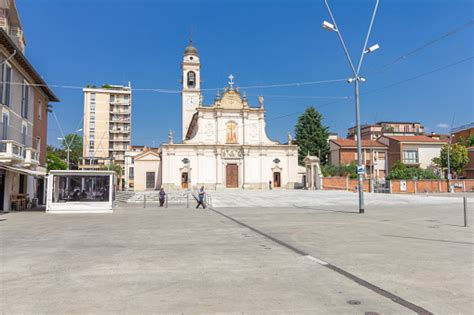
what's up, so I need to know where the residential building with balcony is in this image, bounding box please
[329,139,388,179]
[0,3,59,211]
[378,136,446,170]
[347,121,425,140]
[80,84,132,189]
[0,0,25,53]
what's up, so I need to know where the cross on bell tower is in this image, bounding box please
[228,74,235,90]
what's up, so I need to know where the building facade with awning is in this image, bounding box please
[0,2,59,211]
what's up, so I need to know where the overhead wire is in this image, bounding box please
[366,19,474,74]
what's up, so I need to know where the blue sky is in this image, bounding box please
[17,0,473,147]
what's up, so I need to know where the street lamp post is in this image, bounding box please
[322,0,380,214]
[58,128,82,170]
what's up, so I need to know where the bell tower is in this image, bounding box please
[182,37,201,141]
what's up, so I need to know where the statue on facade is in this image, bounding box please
[199,94,204,106]
[258,95,264,108]
[169,129,174,144]
[287,132,293,144]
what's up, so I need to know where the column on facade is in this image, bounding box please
[311,164,315,189]
[216,150,222,186]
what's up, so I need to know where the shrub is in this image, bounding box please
[386,161,439,180]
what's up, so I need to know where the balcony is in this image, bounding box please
[24,148,40,168]
[110,110,131,115]
[0,140,25,164]
[110,128,130,134]
[109,138,130,142]
[111,117,131,123]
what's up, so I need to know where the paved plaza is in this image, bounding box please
[1,191,473,314]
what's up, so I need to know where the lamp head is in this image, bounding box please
[322,21,337,32]
[365,43,380,54]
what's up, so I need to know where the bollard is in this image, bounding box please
[166,195,168,208]
[186,193,189,208]
[143,194,146,208]
[464,197,468,227]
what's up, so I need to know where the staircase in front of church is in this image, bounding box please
[114,190,211,207]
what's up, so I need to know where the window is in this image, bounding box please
[110,94,115,103]
[124,95,129,103]
[187,71,196,88]
[38,100,42,120]
[1,112,8,140]
[404,125,409,132]
[89,140,94,151]
[129,167,134,179]
[36,136,41,151]
[21,82,29,118]
[226,121,237,143]
[2,64,11,106]
[403,150,418,164]
[22,124,27,145]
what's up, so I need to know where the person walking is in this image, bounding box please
[196,186,206,209]
[159,188,166,207]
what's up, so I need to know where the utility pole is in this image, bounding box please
[322,0,380,213]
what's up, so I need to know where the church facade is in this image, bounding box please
[160,41,300,190]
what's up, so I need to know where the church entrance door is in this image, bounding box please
[273,172,281,188]
[226,164,238,188]
[181,172,189,189]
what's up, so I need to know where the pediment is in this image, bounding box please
[135,150,160,161]
[214,89,248,109]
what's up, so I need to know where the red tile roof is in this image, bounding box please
[331,139,387,148]
[383,136,447,143]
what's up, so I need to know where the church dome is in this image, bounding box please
[184,43,198,56]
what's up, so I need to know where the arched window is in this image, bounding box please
[187,71,196,88]
[226,121,237,143]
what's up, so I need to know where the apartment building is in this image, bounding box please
[452,123,474,178]
[378,135,446,170]
[329,139,388,179]
[348,121,425,140]
[0,0,59,211]
[80,84,132,190]
[0,0,25,53]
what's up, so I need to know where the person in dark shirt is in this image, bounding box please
[196,186,206,209]
[159,188,166,207]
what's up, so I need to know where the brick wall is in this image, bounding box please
[322,177,370,192]
[390,179,474,193]
[322,177,474,193]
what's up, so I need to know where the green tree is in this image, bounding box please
[321,162,357,179]
[386,161,439,180]
[295,106,330,165]
[59,134,83,169]
[46,152,67,171]
[432,143,469,176]
[457,135,474,147]
[101,162,123,176]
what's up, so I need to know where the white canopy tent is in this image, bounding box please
[46,170,116,214]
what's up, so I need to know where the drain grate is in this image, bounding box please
[347,300,361,305]
[365,312,380,315]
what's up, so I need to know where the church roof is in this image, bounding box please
[184,40,198,56]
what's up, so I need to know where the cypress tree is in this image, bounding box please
[295,106,330,165]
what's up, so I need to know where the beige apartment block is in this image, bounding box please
[80,84,132,190]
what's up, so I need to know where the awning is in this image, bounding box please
[0,164,47,177]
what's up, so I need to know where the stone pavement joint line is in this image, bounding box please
[208,206,434,315]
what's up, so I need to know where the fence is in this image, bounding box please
[322,177,474,194]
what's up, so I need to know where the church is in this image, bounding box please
[160,40,300,190]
